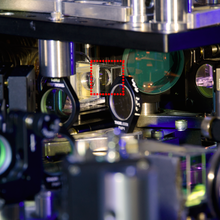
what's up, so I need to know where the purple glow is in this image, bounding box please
[19,202,24,207]
[70,42,74,75]
[119,139,126,148]
[113,127,121,135]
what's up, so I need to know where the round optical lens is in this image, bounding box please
[110,85,133,121]
[81,72,95,90]
[41,89,72,122]
[196,64,213,98]
[123,49,184,95]
[0,140,6,169]
[0,135,12,175]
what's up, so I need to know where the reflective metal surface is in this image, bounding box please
[104,173,141,220]
[0,11,220,52]
[215,68,220,117]
[141,103,159,115]
[39,40,72,77]
[151,0,187,31]
[0,0,53,13]
[35,190,54,219]
[137,110,202,128]
[1,0,220,34]
[187,7,220,29]
[74,129,143,158]
[201,116,214,138]
[43,138,71,157]
[64,2,131,22]
[130,0,147,23]
[195,0,220,4]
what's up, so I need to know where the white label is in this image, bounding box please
[47,82,65,88]
[114,120,128,127]
[131,78,139,93]
[118,126,125,130]
[135,96,141,112]
[46,176,59,182]
[51,78,60,82]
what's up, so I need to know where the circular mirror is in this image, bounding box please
[195,64,213,98]
[81,72,95,90]
[0,135,12,175]
[110,84,133,121]
[123,49,184,95]
[41,89,72,123]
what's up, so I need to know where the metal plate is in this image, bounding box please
[0,12,220,51]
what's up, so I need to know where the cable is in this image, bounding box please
[76,51,91,62]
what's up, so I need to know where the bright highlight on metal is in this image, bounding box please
[41,88,72,122]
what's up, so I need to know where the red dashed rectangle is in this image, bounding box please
[90,60,125,96]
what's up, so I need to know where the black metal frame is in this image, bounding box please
[0,12,220,52]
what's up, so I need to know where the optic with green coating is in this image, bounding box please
[0,139,6,169]
[123,49,184,95]
[0,135,12,175]
[41,88,72,122]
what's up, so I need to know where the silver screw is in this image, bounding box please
[50,0,64,22]
[175,120,188,131]
[151,129,164,140]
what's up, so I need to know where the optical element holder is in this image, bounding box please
[39,40,73,78]
[109,76,142,133]
[0,111,60,204]
[40,77,80,129]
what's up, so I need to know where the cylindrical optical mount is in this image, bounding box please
[39,40,74,78]
[151,0,187,32]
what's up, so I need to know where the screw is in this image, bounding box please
[151,129,164,140]
[50,0,64,22]
[175,120,188,131]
